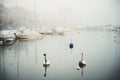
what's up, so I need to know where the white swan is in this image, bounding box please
[43,54,50,66]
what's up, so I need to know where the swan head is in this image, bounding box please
[43,53,46,56]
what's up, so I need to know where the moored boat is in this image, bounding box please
[0,28,17,46]
[17,27,43,40]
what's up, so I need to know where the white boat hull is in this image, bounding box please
[0,30,17,46]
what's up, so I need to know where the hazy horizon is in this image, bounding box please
[0,0,120,27]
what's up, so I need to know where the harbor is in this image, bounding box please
[0,30,120,80]
[0,0,120,80]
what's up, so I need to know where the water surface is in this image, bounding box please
[0,31,120,80]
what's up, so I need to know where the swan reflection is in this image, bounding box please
[43,53,50,77]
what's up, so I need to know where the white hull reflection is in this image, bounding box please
[17,30,43,40]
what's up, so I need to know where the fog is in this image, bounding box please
[1,0,120,27]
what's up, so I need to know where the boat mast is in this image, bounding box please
[1,0,4,28]
[15,0,17,29]
[34,0,36,28]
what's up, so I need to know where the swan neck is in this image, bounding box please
[45,56,47,63]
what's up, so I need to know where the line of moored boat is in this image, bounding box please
[0,26,64,46]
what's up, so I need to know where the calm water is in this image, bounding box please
[0,31,120,80]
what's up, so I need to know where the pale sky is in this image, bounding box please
[1,0,120,26]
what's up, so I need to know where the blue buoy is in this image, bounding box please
[69,43,74,49]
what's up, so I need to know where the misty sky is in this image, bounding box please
[1,0,120,27]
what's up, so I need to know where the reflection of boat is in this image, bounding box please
[17,27,43,40]
[0,28,17,46]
